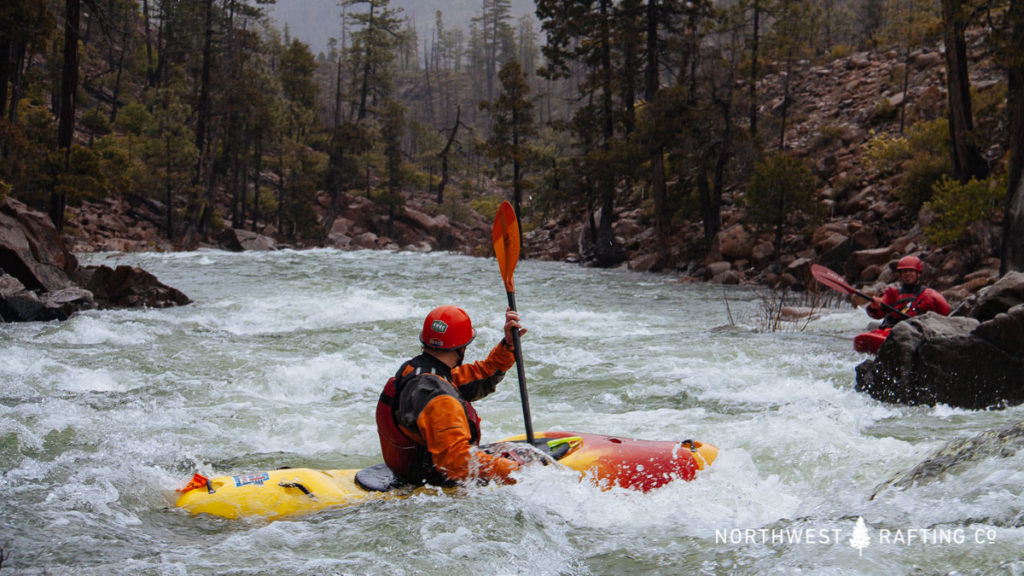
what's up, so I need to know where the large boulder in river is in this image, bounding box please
[0,197,78,291]
[216,228,277,251]
[855,272,1024,409]
[73,264,191,309]
[0,197,190,322]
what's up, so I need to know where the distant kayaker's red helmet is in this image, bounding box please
[420,305,476,350]
[896,256,923,273]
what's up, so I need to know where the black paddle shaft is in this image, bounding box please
[506,290,535,445]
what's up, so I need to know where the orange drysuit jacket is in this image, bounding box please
[389,341,519,484]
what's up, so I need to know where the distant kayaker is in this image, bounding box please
[376,305,527,486]
[867,256,950,327]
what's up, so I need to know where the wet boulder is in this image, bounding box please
[74,264,191,309]
[952,271,1024,322]
[0,197,190,322]
[872,419,1024,499]
[216,228,277,252]
[855,272,1024,409]
[0,197,77,291]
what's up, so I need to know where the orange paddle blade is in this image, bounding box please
[492,201,520,293]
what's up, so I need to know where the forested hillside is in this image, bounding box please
[269,0,538,52]
[2,0,1024,291]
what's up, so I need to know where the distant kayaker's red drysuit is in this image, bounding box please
[866,283,950,327]
[376,341,519,485]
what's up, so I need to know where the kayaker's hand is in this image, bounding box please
[871,296,883,308]
[503,308,526,346]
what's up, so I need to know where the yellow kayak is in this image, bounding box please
[175,430,717,520]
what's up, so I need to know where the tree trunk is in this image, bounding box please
[778,47,794,149]
[0,32,9,118]
[165,135,174,239]
[1001,0,1024,274]
[423,39,435,125]
[154,2,167,87]
[193,0,213,188]
[186,0,215,243]
[110,5,131,124]
[512,105,523,250]
[748,0,761,138]
[942,0,989,182]
[437,106,461,204]
[52,0,81,232]
[251,135,262,232]
[142,0,156,87]
[646,0,669,238]
[229,135,241,229]
[595,0,620,266]
[356,3,375,121]
[322,128,344,237]
[335,6,346,127]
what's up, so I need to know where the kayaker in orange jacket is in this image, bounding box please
[376,305,527,486]
[866,256,950,327]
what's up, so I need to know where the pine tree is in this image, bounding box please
[480,60,537,240]
[381,98,405,229]
[941,0,989,182]
[849,517,871,557]
[343,0,404,120]
[536,0,622,266]
[743,152,818,267]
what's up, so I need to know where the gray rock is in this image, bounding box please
[952,271,1024,321]
[855,278,1024,409]
[1,197,190,322]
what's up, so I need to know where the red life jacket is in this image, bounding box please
[375,376,420,479]
[893,285,926,315]
[880,285,926,326]
[376,371,482,483]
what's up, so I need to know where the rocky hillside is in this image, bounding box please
[524,34,1006,304]
[62,35,1008,305]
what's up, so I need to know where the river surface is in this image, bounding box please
[2,249,1023,575]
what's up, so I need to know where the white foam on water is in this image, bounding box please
[5,251,1023,574]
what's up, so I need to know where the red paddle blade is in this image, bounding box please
[492,201,520,293]
[810,263,856,296]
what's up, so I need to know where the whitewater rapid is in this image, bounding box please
[2,249,1022,574]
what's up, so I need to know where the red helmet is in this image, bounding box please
[896,256,923,273]
[420,305,476,350]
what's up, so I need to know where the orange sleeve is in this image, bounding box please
[453,341,515,384]
[417,394,518,484]
[451,341,517,402]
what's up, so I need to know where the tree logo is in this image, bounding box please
[849,517,871,556]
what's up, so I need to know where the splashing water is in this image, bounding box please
[2,249,1023,574]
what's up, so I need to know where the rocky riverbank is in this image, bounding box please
[1,197,190,322]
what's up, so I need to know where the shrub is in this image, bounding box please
[864,131,912,177]
[470,195,505,223]
[742,152,819,253]
[865,119,951,209]
[924,175,1004,246]
[899,153,949,210]
[81,107,111,138]
[871,99,900,124]
[810,124,848,150]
